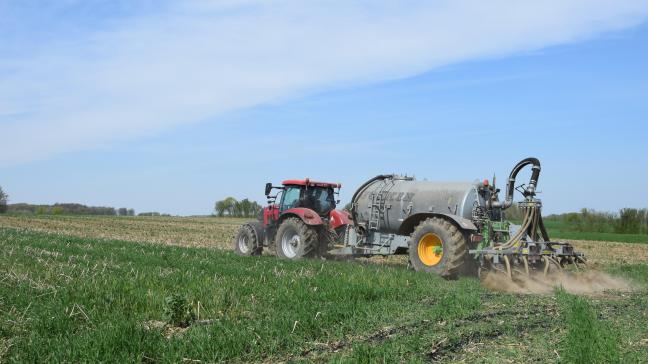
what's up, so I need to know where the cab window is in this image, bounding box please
[280,186,301,211]
[303,187,336,214]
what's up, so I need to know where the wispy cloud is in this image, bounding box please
[2,0,647,165]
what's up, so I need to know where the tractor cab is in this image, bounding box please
[266,179,340,216]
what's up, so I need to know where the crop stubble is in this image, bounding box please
[1,215,646,266]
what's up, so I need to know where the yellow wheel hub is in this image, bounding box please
[418,233,443,266]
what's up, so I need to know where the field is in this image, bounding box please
[0,215,247,250]
[542,220,648,245]
[1,215,647,363]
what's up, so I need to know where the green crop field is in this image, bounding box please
[542,220,648,244]
[1,216,647,363]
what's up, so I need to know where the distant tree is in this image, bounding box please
[214,197,263,218]
[214,200,227,217]
[215,197,238,217]
[238,198,252,217]
[618,208,648,234]
[127,208,135,216]
[504,204,524,221]
[224,197,239,216]
[232,201,242,217]
[0,186,7,213]
[118,207,128,216]
[251,201,263,218]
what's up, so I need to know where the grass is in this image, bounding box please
[1,223,647,363]
[557,291,620,363]
[543,220,648,244]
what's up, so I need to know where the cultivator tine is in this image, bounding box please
[523,256,530,276]
[570,258,580,271]
[539,256,564,276]
[512,267,526,277]
[503,255,512,280]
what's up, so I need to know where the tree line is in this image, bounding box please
[5,203,135,216]
[214,197,263,218]
[0,184,141,216]
[506,205,648,235]
[138,212,172,217]
[545,208,648,235]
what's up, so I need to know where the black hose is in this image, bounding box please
[538,215,550,242]
[350,175,391,230]
[502,157,541,210]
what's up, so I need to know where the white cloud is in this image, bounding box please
[1,0,647,165]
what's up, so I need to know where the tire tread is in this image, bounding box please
[408,217,468,278]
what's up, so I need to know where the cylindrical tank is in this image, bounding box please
[352,175,483,234]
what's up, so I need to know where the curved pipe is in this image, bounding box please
[502,157,541,210]
[350,175,392,230]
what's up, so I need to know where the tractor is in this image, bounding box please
[234,179,350,259]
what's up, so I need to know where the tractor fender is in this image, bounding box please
[398,212,478,236]
[329,209,351,230]
[280,208,324,226]
[243,220,266,246]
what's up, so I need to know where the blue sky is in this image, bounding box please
[1,1,648,215]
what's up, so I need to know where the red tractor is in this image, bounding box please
[234,179,351,259]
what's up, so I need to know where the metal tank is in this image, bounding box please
[351,175,483,234]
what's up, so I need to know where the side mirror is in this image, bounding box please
[265,183,273,196]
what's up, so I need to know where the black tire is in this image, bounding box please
[275,217,320,259]
[234,223,263,256]
[408,217,468,279]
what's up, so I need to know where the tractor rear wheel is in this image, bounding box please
[234,223,263,256]
[275,217,320,259]
[408,217,468,279]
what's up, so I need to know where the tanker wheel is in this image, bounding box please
[275,217,320,259]
[408,217,468,279]
[234,223,263,256]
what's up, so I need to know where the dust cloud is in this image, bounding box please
[481,270,635,295]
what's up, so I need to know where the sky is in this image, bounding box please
[1,0,648,215]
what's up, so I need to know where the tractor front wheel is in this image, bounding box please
[275,217,320,259]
